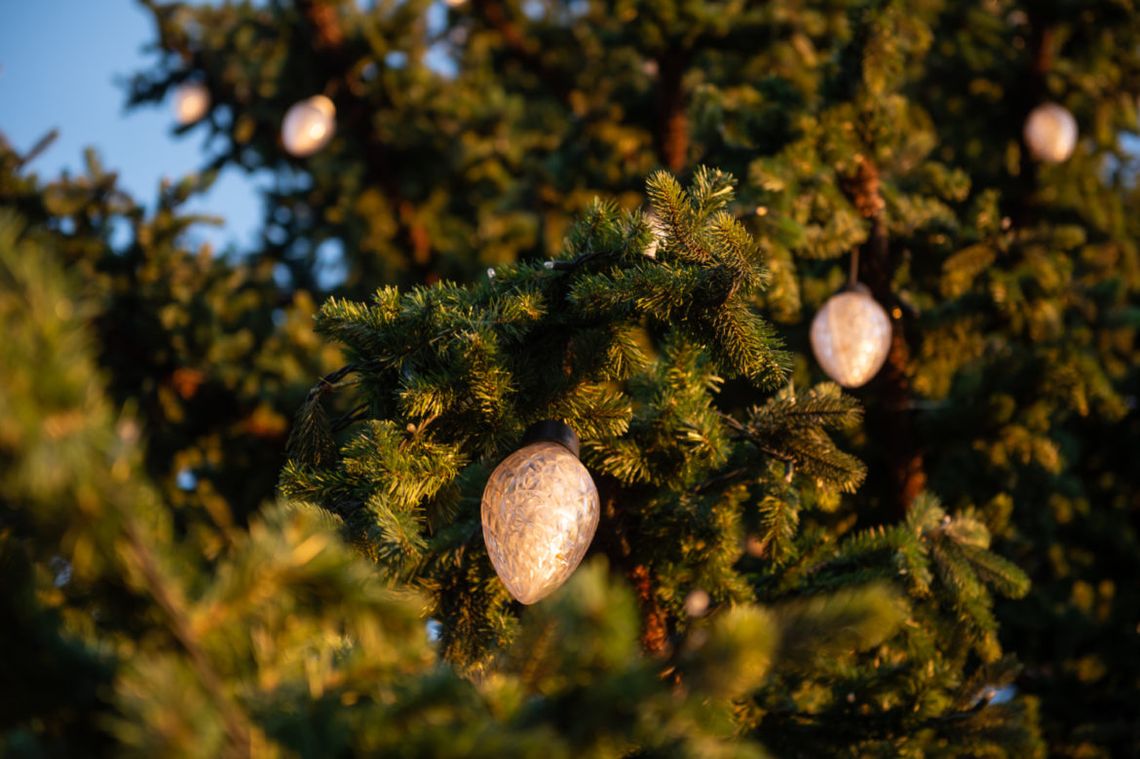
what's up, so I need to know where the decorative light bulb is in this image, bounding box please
[684,589,710,617]
[173,82,210,126]
[481,421,599,604]
[1023,102,1077,163]
[810,285,892,388]
[282,95,336,157]
[643,210,665,259]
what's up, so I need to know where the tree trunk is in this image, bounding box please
[656,48,690,174]
[847,156,927,517]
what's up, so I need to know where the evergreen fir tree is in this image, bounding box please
[0,138,339,524]
[0,0,1136,755]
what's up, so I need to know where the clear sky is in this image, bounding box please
[0,0,262,249]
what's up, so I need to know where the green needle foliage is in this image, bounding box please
[0,0,1134,754]
[0,207,904,756]
[1,169,1038,754]
[0,142,340,526]
[279,172,1040,755]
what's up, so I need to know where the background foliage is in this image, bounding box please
[1,0,1137,756]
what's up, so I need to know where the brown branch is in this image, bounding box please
[844,155,926,517]
[15,129,59,168]
[630,564,670,656]
[1030,25,1054,82]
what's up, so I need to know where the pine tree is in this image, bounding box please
[128,1,1136,754]
[0,172,1038,756]
[0,0,1135,755]
[280,169,1043,755]
[0,138,338,524]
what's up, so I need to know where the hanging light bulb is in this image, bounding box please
[173,82,210,126]
[481,421,599,604]
[810,284,892,388]
[281,95,336,157]
[1023,102,1077,163]
[642,210,665,259]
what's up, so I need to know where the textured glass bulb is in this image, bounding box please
[1023,103,1077,163]
[282,95,336,157]
[481,441,599,604]
[810,289,892,388]
[643,210,665,259]
[173,83,210,126]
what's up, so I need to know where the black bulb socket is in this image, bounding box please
[521,420,580,459]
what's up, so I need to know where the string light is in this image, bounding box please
[1024,102,1077,163]
[173,82,210,126]
[282,95,337,157]
[810,285,892,388]
[481,421,599,604]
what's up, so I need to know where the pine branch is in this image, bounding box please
[120,518,252,755]
[755,495,799,563]
[771,583,906,672]
[723,385,868,494]
[646,171,715,266]
[14,129,59,169]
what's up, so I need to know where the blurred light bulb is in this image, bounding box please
[684,589,710,617]
[1023,102,1077,163]
[481,423,599,604]
[282,95,336,157]
[810,287,892,388]
[643,210,665,259]
[173,82,210,125]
